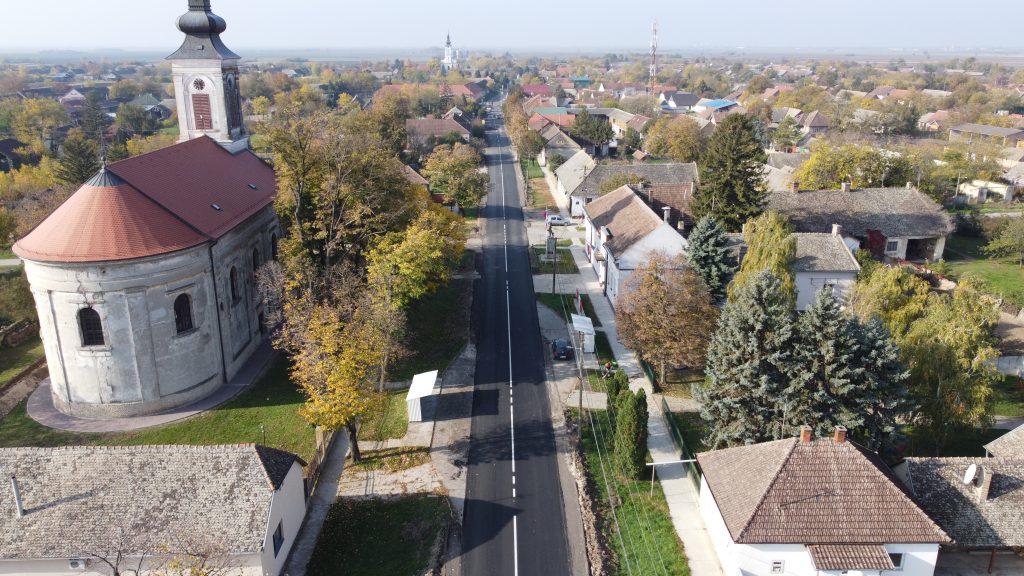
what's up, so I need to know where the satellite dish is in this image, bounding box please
[963,463,978,485]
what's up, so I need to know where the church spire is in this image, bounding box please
[168,0,239,60]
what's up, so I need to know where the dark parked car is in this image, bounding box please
[551,338,574,360]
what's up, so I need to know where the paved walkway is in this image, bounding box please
[27,339,277,432]
[0,362,48,419]
[0,258,20,267]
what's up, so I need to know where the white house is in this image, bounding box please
[567,161,698,218]
[553,149,596,214]
[583,186,688,307]
[697,427,950,576]
[0,444,307,576]
[957,179,1014,204]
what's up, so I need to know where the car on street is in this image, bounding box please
[545,214,569,227]
[551,338,574,360]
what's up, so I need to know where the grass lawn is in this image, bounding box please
[462,206,479,221]
[0,336,45,392]
[594,331,615,365]
[527,177,557,210]
[360,389,408,442]
[670,411,708,454]
[586,370,609,393]
[0,248,15,259]
[944,234,1024,307]
[307,494,449,576]
[392,279,473,381]
[529,246,579,275]
[577,409,690,576]
[993,375,1024,417]
[0,356,318,462]
[903,425,1007,458]
[520,159,543,179]
[348,446,430,473]
[536,292,602,327]
[656,369,704,399]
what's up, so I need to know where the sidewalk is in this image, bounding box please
[282,432,349,576]
[543,242,724,576]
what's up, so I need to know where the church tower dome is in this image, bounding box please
[167,0,247,153]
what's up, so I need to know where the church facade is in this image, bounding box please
[13,0,279,419]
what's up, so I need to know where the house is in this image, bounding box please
[537,123,581,167]
[693,99,739,114]
[918,111,951,133]
[698,426,950,576]
[520,83,553,97]
[895,456,1024,575]
[949,123,1024,147]
[799,110,830,134]
[922,89,953,99]
[659,91,700,112]
[582,185,688,306]
[957,179,1015,204]
[405,116,471,150]
[763,153,810,192]
[553,149,596,210]
[768,184,954,261]
[58,88,86,112]
[985,422,1024,458]
[565,161,699,218]
[0,444,306,576]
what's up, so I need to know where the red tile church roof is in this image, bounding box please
[14,136,275,263]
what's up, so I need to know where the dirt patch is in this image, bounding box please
[565,410,615,576]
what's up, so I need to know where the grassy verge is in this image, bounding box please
[944,234,1024,307]
[670,411,708,454]
[594,331,615,365]
[0,248,15,259]
[586,370,609,393]
[903,425,1007,457]
[348,446,430,473]
[360,389,409,442]
[656,369,704,399]
[0,336,45,392]
[520,159,543,179]
[307,494,449,576]
[994,375,1024,417]
[462,206,479,221]
[392,279,473,380]
[0,356,317,462]
[577,409,690,576]
[527,177,557,210]
[529,246,579,275]
[536,292,602,327]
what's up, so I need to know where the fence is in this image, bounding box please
[304,426,338,495]
[660,397,703,490]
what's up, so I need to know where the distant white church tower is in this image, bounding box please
[443,33,457,72]
[168,0,247,153]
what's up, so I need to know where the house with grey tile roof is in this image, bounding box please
[568,161,699,218]
[985,423,1024,458]
[698,427,949,576]
[895,456,1024,575]
[582,185,688,307]
[767,184,954,261]
[949,123,1024,147]
[553,150,597,212]
[537,123,582,168]
[0,444,307,576]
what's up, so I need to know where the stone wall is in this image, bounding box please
[0,319,38,348]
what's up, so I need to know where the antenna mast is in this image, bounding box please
[649,20,658,94]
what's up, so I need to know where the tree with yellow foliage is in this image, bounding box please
[728,210,796,303]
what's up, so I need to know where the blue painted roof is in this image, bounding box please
[701,99,738,110]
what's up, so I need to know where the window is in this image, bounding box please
[191,93,213,130]
[78,308,104,347]
[271,234,279,260]
[771,560,784,574]
[888,553,904,570]
[272,521,284,557]
[885,239,899,253]
[252,248,261,276]
[229,266,240,301]
[174,294,194,334]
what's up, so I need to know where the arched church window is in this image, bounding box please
[252,248,261,275]
[230,266,240,301]
[79,308,104,347]
[174,294,194,334]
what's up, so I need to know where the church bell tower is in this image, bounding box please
[167,0,247,153]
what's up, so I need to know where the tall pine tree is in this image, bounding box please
[80,91,108,144]
[613,389,649,479]
[693,113,767,231]
[851,316,911,450]
[56,130,101,185]
[696,270,796,448]
[686,215,735,302]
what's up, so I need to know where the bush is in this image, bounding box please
[613,389,649,479]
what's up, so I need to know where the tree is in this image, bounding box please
[620,127,642,155]
[771,116,801,151]
[693,114,767,231]
[11,98,67,154]
[728,210,796,303]
[984,216,1024,266]
[643,116,703,162]
[518,129,545,162]
[696,270,797,447]
[851,316,913,449]
[116,103,160,135]
[902,277,999,454]
[849,264,930,340]
[617,253,720,384]
[745,75,774,97]
[613,389,648,479]
[598,171,648,195]
[56,129,101,185]
[686,215,736,302]
[0,207,16,246]
[570,109,613,147]
[422,142,489,210]
[794,143,914,190]
[547,153,567,173]
[80,91,108,144]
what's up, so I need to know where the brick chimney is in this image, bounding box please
[799,425,812,443]
[841,181,851,193]
[975,466,993,503]
[834,426,847,444]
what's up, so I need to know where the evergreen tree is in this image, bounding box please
[55,130,101,185]
[614,390,648,479]
[851,316,912,450]
[696,270,796,448]
[771,115,801,151]
[693,114,767,231]
[80,91,108,144]
[686,215,735,302]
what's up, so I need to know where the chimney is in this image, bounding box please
[790,180,800,193]
[834,426,847,444]
[831,223,843,237]
[841,181,851,193]
[10,476,24,518]
[662,206,671,223]
[799,425,812,443]
[906,181,913,190]
[975,466,993,503]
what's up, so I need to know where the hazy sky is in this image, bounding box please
[1,0,1021,52]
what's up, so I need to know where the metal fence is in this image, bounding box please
[304,426,338,496]
[660,397,703,490]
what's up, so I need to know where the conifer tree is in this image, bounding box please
[686,215,735,302]
[80,91,108,144]
[56,130,101,185]
[851,316,912,450]
[696,270,796,448]
[693,113,768,231]
[614,390,648,479]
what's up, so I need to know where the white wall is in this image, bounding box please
[259,462,308,576]
[794,272,858,311]
[0,553,262,575]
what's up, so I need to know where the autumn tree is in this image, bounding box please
[617,253,720,384]
[771,116,801,151]
[422,142,488,210]
[518,129,545,163]
[794,142,914,190]
[0,207,16,245]
[56,129,101,185]
[643,116,703,162]
[11,98,67,154]
[693,113,767,231]
[984,216,1024,266]
[849,264,929,340]
[686,215,735,302]
[728,210,796,303]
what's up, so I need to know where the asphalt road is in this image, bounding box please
[461,110,572,576]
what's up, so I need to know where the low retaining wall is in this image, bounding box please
[0,319,38,349]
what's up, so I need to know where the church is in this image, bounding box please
[13,0,280,419]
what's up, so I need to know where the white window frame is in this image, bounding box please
[771,560,785,574]
[885,239,899,254]
[888,552,904,570]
